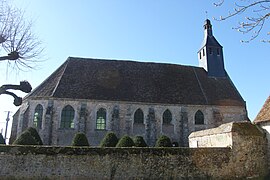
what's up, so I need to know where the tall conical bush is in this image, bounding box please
[116,135,135,147]
[0,133,6,145]
[133,136,147,147]
[13,131,38,145]
[100,132,118,147]
[26,127,43,145]
[155,135,172,147]
[71,132,90,146]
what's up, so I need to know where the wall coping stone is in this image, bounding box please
[0,145,230,156]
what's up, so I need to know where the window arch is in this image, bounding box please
[96,108,106,130]
[163,109,172,124]
[61,105,75,128]
[195,110,204,125]
[134,109,144,124]
[33,104,43,129]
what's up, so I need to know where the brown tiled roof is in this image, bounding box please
[27,57,245,106]
[254,96,270,123]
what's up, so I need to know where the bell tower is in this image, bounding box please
[198,19,226,77]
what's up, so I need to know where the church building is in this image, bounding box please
[10,20,247,146]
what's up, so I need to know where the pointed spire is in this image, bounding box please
[204,19,213,37]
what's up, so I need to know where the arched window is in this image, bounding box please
[195,110,204,125]
[163,109,172,124]
[96,108,106,130]
[134,109,144,124]
[61,105,75,128]
[33,104,43,129]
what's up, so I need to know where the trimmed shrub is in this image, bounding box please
[100,132,118,147]
[155,135,172,147]
[13,131,38,145]
[26,127,43,145]
[133,136,147,147]
[71,132,89,146]
[0,133,6,145]
[116,135,135,147]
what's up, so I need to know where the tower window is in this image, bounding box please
[203,49,205,56]
[199,52,202,59]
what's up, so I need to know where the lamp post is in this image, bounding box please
[4,111,10,140]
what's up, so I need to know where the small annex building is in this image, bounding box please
[10,20,247,146]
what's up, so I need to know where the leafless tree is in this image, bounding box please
[0,1,42,105]
[213,0,270,42]
[0,1,43,71]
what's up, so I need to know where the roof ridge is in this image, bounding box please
[67,56,198,68]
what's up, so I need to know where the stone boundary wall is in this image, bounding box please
[0,145,268,179]
[257,122,270,169]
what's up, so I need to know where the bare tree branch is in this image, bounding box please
[213,0,270,42]
[0,1,43,70]
[0,0,43,105]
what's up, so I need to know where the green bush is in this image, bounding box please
[71,132,89,146]
[116,135,135,147]
[133,136,147,147]
[13,131,38,145]
[26,127,43,145]
[155,135,172,147]
[100,132,118,147]
[0,133,6,145]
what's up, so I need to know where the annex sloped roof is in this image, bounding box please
[254,96,270,123]
[26,57,245,106]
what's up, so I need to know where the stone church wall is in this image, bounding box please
[12,98,247,146]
